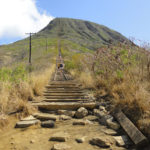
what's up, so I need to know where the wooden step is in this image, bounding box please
[44,89,83,92]
[45,85,79,88]
[45,88,81,91]
[44,96,84,99]
[49,83,77,86]
[43,93,85,96]
[50,81,76,85]
[43,91,84,93]
[32,102,97,110]
[43,99,87,102]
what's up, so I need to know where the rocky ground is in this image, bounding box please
[0,106,135,150]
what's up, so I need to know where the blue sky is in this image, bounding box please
[0,0,150,45]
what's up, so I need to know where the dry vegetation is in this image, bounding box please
[67,43,150,138]
[0,64,55,127]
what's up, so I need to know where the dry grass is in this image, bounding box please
[78,72,95,89]
[30,65,55,96]
[0,64,55,128]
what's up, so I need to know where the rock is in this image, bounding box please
[41,120,55,128]
[98,115,114,126]
[106,119,120,130]
[10,142,14,145]
[15,120,40,128]
[57,110,75,117]
[75,107,88,119]
[21,115,36,121]
[75,137,86,143]
[30,140,35,144]
[85,119,93,125]
[51,143,71,150]
[93,109,106,118]
[103,129,117,136]
[113,136,125,146]
[59,115,72,120]
[72,120,86,125]
[99,106,107,113]
[49,132,69,142]
[33,113,58,121]
[114,135,131,147]
[89,137,110,148]
[84,115,98,121]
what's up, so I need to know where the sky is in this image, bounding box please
[0,0,150,45]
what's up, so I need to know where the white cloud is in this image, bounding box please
[0,0,54,38]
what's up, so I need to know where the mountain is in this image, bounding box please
[38,18,130,50]
[0,18,131,68]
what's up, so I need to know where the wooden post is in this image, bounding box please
[26,33,36,64]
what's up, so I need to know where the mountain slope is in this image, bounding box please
[38,18,130,49]
[0,18,130,67]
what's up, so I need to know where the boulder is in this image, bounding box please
[15,120,40,128]
[41,120,55,128]
[57,110,75,117]
[33,113,58,121]
[89,137,110,148]
[51,143,71,150]
[49,132,69,142]
[75,107,88,119]
[59,115,72,121]
[106,119,120,130]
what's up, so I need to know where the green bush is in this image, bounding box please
[0,65,27,83]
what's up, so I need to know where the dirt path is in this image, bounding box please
[0,117,127,150]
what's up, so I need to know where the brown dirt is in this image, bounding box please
[0,116,127,150]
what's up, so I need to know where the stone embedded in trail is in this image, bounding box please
[113,135,130,147]
[84,115,98,122]
[30,140,35,144]
[59,115,72,121]
[89,137,111,148]
[49,132,69,142]
[75,137,86,143]
[21,115,36,121]
[72,120,86,125]
[41,120,55,128]
[106,119,120,130]
[103,129,117,136]
[15,120,40,128]
[33,113,58,121]
[51,143,71,150]
[75,107,88,119]
[57,110,75,117]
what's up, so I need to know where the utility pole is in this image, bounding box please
[26,33,36,64]
[46,36,48,51]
